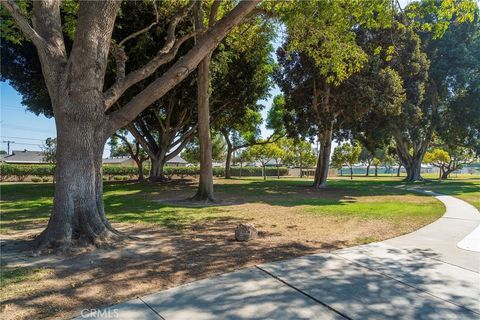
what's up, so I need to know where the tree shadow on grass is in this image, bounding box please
[0,219,349,319]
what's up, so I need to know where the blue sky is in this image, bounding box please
[1,82,57,153]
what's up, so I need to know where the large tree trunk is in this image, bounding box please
[149,151,169,182]
[313,128,333,188]
[404,161,422,181]
[394,134,429,182]
[34,118,119,252]
[441,167,455,180]
[366,161,371,176]
[350,166,353,180]
[374,166,378,177]
[262,164,266,180]
[193,56,214,201]
[397,164,402,177]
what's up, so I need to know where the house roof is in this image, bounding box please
[168,155,188,164]
[102,155,188,164]
[102,156,132,164]
[2,150,48,164]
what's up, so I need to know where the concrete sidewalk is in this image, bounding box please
[76,192,480,320]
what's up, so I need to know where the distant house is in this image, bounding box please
[102,154,188,167]
[102,156,136,166]
[1,150,49,164]
[167,155,188,167]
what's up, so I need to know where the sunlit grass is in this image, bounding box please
[1,175,477,233]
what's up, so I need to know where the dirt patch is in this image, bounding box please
[1,209,431,320]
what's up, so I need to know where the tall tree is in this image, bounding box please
[386,1,479,181]
[245,142,279,180]
[275,0,399,188]
[1,0,261,251]
[126,81,198,181]
[332,142,362,180]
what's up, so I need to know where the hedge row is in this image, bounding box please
[0,164,288,181]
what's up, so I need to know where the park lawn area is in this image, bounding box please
[417,178,480,210]
[1,176,472,320]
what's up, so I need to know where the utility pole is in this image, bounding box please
[2,140,15,155]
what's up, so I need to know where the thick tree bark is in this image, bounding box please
[313,128,333,188]
[262,164,266,180]
[350,166,353,180]
[34,114,120,252]
[397,164,402,177]
[149,154,169,182]
[393,130,430,182]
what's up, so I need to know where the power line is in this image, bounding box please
[1,123,55,134]
[0,136,44,142]
[0,135,46,141]
[6,142,43,147]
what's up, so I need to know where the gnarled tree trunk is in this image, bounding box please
[313,128,333,188]
[149,154,169,182]
[393,129,430,182]
[35,107,120,252]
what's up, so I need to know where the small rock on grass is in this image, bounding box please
[235,223,258,241]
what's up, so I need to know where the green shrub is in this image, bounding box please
[0,164,55,181]
[31,177,42,183]
[42,178,49,182]
[213,166,288,177]
[0,164,289,181]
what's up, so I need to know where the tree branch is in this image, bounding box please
[2,0,47,49]
[166,125,198,161]
[103,1,196,111]
[126,123,156,160]
[106,0,261,133]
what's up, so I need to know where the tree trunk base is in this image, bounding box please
[189,193,215,203]
[312,182,328,189]
[33,222,125,255]
[148,175,171,183]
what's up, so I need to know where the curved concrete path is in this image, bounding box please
[76,191,480,320]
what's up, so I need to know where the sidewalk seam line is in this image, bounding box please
[137,297,166,320]
[332,253,480,316]
[255,265,352,320]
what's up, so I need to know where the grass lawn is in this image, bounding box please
[1,176,477,319]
